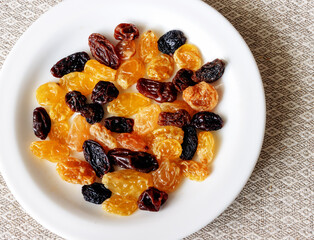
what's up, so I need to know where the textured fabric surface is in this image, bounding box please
[0,0,313,239]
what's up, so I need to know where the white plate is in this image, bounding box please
[0,0,265,239]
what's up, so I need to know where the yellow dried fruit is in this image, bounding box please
[147,54,174,81]
[138,30,159,64]
[60,72,99,95]
[152,139,182,161]
[107,93,151,117]
[197,132,215,165]
[134,104,161,136]
[173,44,202,71]
[49,100,73,122]
[67,115,91,152]
[102,194,138,216]
[84,59,116,81]
[30,140,70,163]
[36,82,65,106]
[90,123,117,150]
[179,160,210,181]
[116,58,145,89]
[48,121,69,144]
[160,100,196,116]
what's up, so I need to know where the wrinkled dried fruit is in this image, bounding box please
[191,111,223,131]
[84,59,116,81]
[36,82,65,106]
[193,59,225,83]
[117,133,149,152]
[180,125,198,160]
[33,107,51,140]
[114,23,139,40]
[102,194,138,216]
[49,100,73,122]
[67,115,91,152]
[197,132,215,165]
[90,123,117,150]
[56,157,96,185]
[108,148,158,173]
[150,126,184,146]
[50,52,90,78]
[146,54,174,81]
[160,100,196,116]
[91,81,119,104]
[173,44,202,71]
[152,160,183,192]
[137,78,177,103]
[179,160,209,181]
[83,140,111,177]
[49,121,69,144]
[158,109,191,128]
[115,40,136,60]
[88,33,120,69]
[172,68,196,92]
[137,187,168,212]
[80,103,104,124]
[116,58,145,89]
[60,72,100,95]
[102,169,153,198]
[30,140,70,162]
[183,81,218,111]
[139,30,159,64]
[158,30,186,55]
[134,104,161,136]
[82,182,112,204]
[107,93,151,117]
[153,139,182,161]
[65,91,87,112]
[104,117,134,133]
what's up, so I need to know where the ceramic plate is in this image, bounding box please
[0,0,265,239]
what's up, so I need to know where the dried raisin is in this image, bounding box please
[30,140,70,162]
[173,44,202,71]
[197,132,215,165]
[116,133,149,152]
[60,72,99,95]
[102,194,138,216]
[137,187,168,212]
[116,58,145,89]
[160,100,196,116]
[115,40,136,60]
[84,59,116,82]
[158,109,191,128]
[90,123,118,150]
[134,104,161,136]
[179,160,209,181]
[65,91,87,112]
[146,54,174,81]
[114,23,139,40]
[36,82,65,106]
[49,100,73,122]
[191,111,223,131]
[139,30,158,64]
[67,115,91,152]
[104,117,134,133]
[33,107,51,140]
[152,139,182,161]
[91,81,119,105]
[172,68,196,92]
[158,30,186,55]
[193,59,225,83]
[48,121,69,144]
[82,182,112,204]
[180,125,198,160]
[80,103,104,124]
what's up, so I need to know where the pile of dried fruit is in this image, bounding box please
[30,23,225,216]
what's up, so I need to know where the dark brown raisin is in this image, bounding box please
[80,103,104,124]
[91,81,119,105]
[82,182,112,204]
[50,52,90,78]
[191,112,223,131]
[172,68,196,92]
[83,140,112,177]
[33,107,51,140]
[158,30,187,55]
[104,117,134,133]
[192,59,225,83]
[65,91,87,112]
[136,78,177,103]
[88,33,121,70]
[114,23,139,40]
[108,148,159,173]
[180,125,198,160]
[158,109,191,128]
[137,187,168,212]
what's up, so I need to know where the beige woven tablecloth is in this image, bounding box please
[0,0,313,239]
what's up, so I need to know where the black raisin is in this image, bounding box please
[91,81,119,105]
[82,182,112,204]
[192,59,225,83]
[191,112,223,131]
[180,125,198,160]
[172,68,196,92]
[158,30,187,55]
[104,117,134,133]
[158,109,191,128]
[33,107,51,140]
[80,103,104,124]
[65,91,87,112]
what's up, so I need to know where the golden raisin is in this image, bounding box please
[134,104,161,136]
[102,194,138,216]
[49,100,73,122]
[179,160,210,181]
[116,58,145,89]
[138,30,159,64]
[30,140,70,163]
[151,126,184,145]
[49,121,69,144]
[60,72,99,95]
[107,93,151,117]
[152,160,183,192]
[173,44,202,71]
[182,81,218,111]
[116,40,136,60]
[84,59,116,82]
[160,100,196,116]
[56,157,96,185]
[36,82,65,106]
[90,123,117,150]
[153,139,182,161]
[67,115,91,152]
[116,133,149,152]
[147,54,174,81]
[102,169,153,198]
[197,132,215,165]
